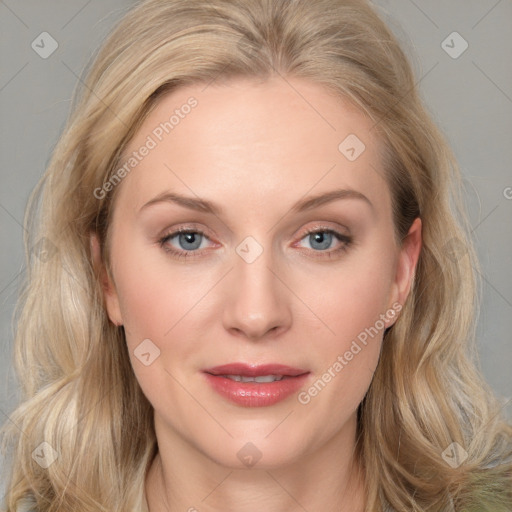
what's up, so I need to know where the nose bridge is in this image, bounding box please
[222,235,291,339]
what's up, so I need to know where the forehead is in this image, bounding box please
[114,76,390,217]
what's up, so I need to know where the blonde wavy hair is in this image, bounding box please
[2,0,511,510]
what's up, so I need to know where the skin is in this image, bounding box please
[91,76,422,512]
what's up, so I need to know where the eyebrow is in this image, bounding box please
[139,188,373,216]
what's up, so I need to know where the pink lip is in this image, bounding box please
[203,363,310,407]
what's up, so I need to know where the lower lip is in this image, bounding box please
[203,373,310,407]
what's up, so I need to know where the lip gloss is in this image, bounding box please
[203,373,310,407]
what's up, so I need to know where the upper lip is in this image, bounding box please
[203,363,309,377]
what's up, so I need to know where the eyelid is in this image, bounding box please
[159,223,214,242]
[296,223,350,238]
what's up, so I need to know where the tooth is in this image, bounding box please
[223,375,284,383]
[254,375,283,383]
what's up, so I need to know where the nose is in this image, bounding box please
[221,243,292,341]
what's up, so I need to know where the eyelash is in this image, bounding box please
[157,226,353,261]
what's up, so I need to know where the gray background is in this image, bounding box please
[0,0,511,473]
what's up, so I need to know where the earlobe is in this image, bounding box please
[389,217,422,322]
[89,232,123,327]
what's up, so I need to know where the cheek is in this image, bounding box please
[302,246,395,346]
[117,274,173,342]
[295,247,394,410]
[111,245,219,402]
[113,243,205,342]
[112,261,202,403]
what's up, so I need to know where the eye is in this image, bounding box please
[158,227,213,260]
[295,227,353,258]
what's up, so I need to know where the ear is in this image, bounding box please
[388,217,422,322]
[90,232,123,326]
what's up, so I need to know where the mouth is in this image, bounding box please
[202,363,311,407]
[203,362,309,378]
[216,374,289,383]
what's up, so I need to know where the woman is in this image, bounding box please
[1,0,511,510]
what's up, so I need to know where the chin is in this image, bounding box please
[201,434,309,471]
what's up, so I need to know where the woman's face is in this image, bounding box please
[92,76,421,469]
